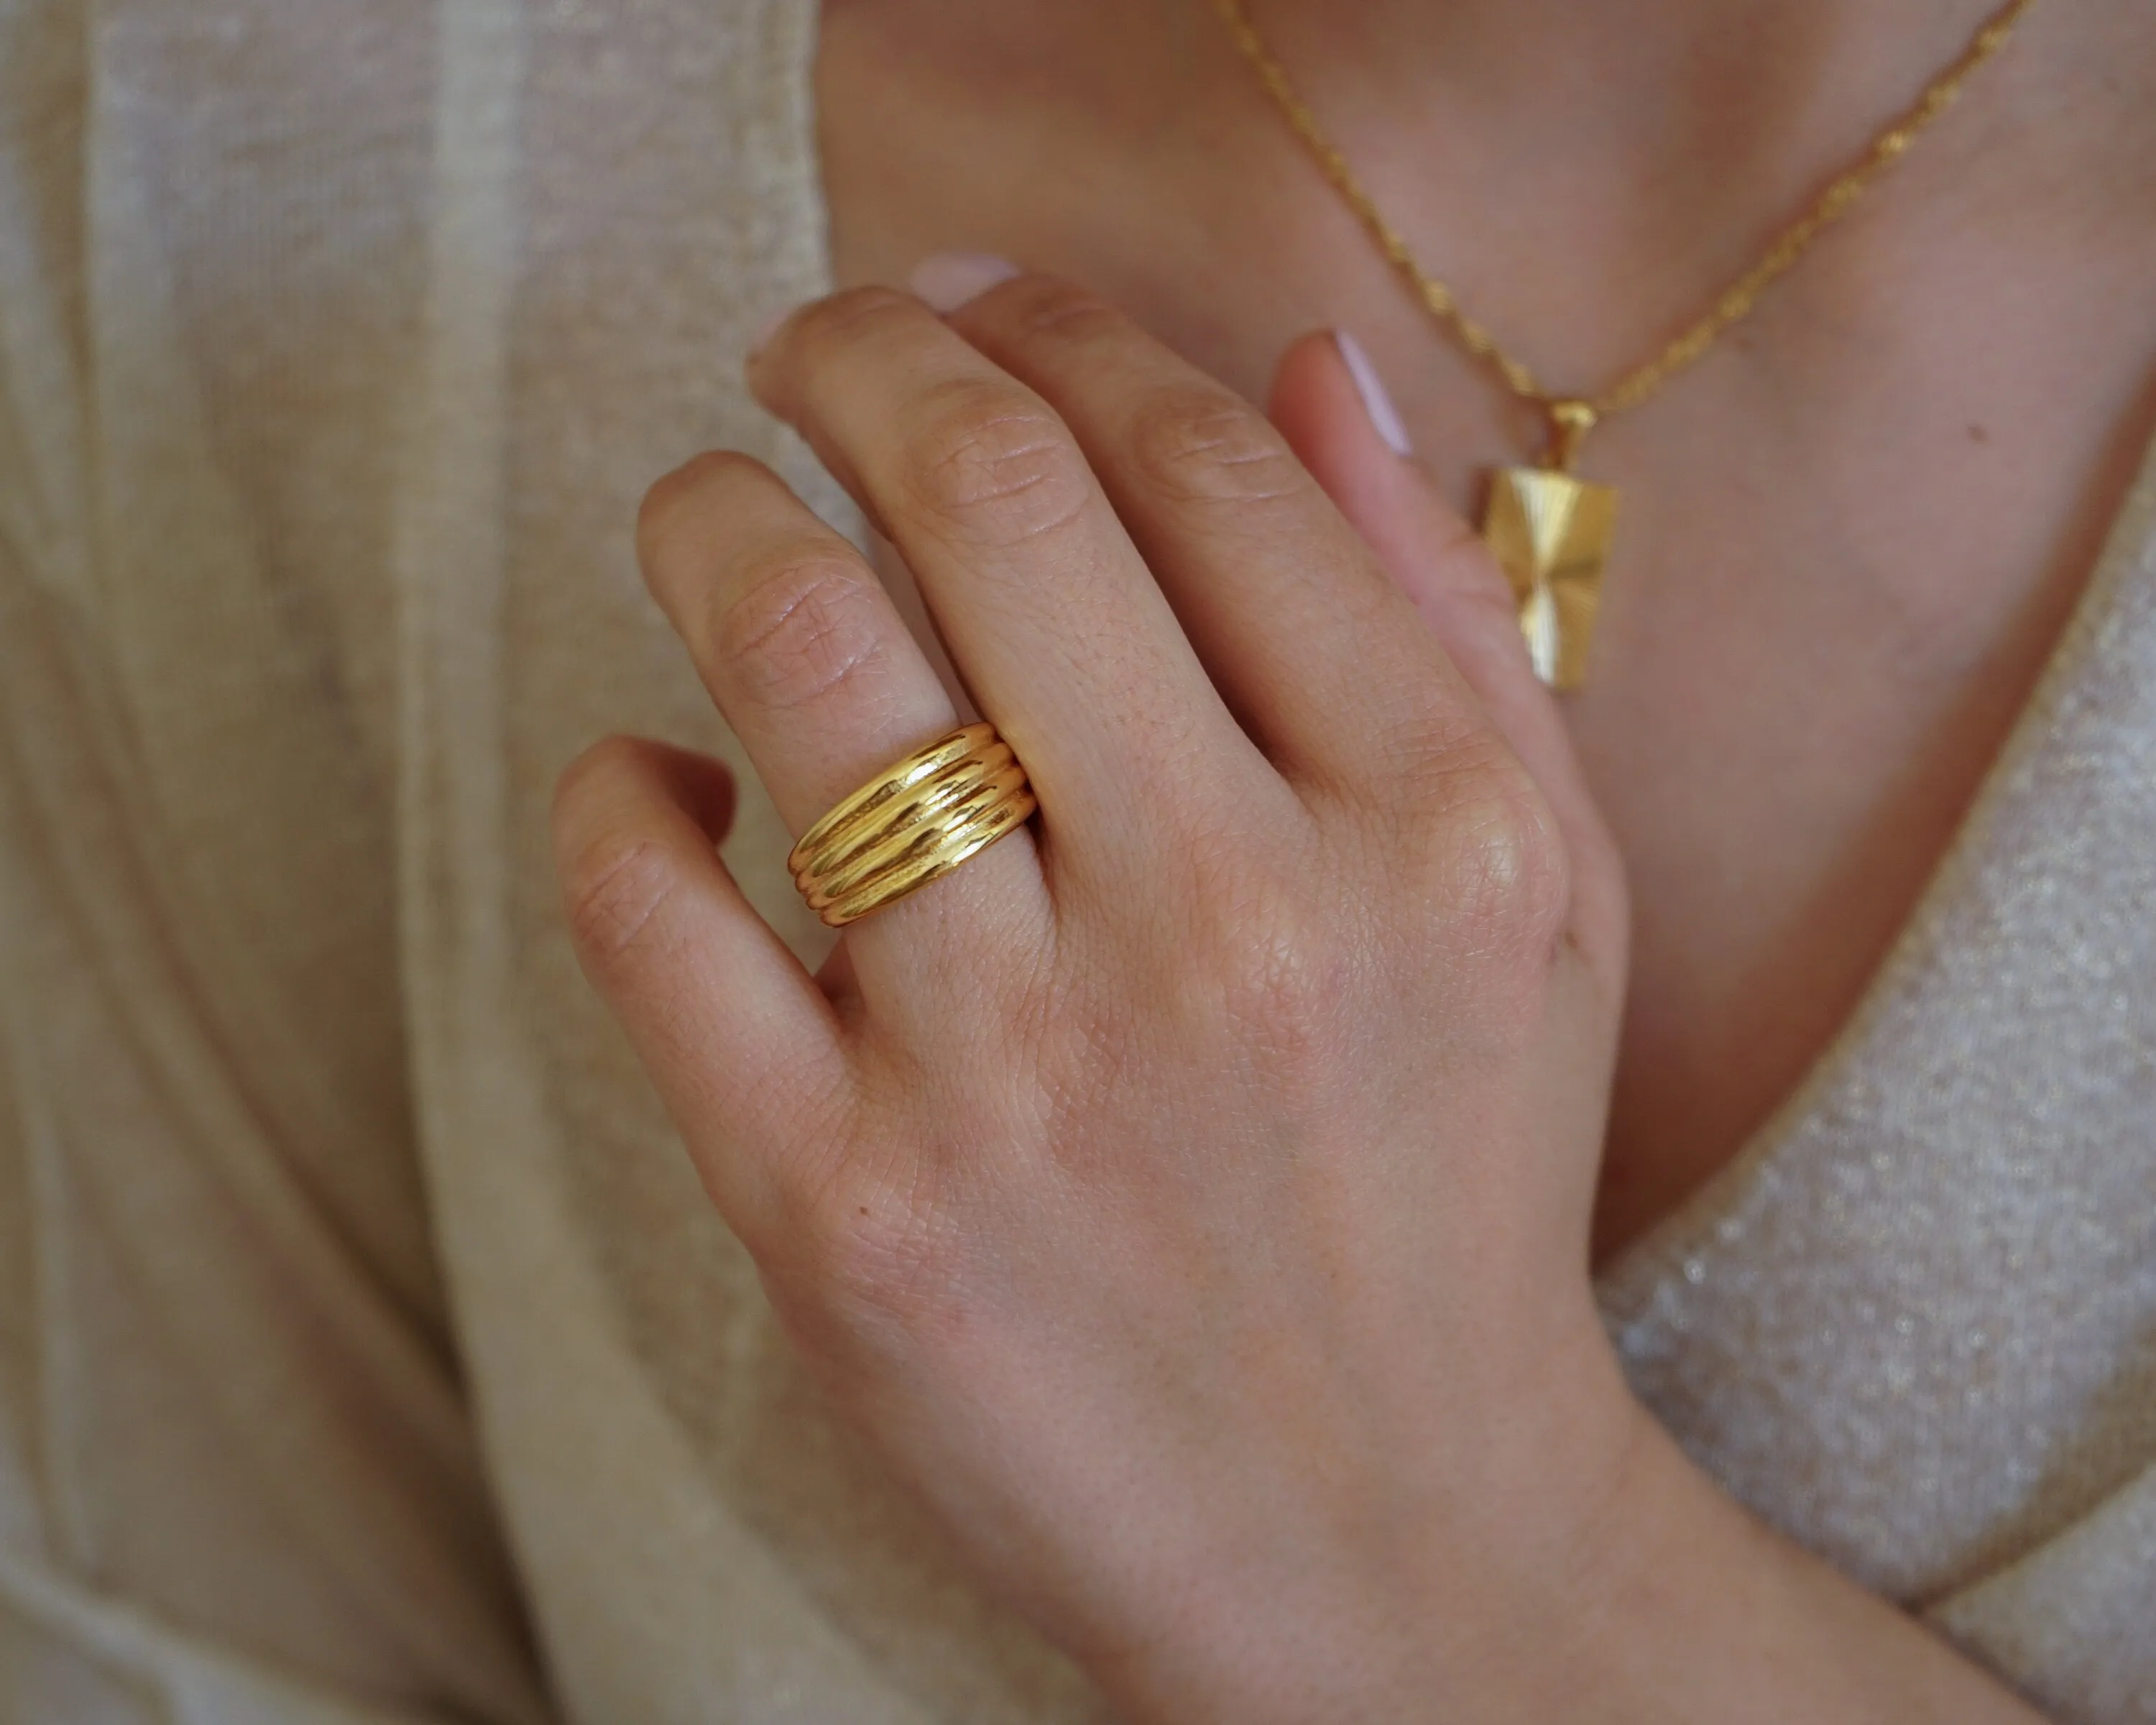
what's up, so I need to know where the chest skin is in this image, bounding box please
[814,0,2156,1261]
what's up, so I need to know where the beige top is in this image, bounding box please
[2,1,2152,1720]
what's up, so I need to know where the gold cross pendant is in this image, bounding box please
[1479,402,1617,693]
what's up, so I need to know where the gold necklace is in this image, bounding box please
[1214,0,2036,689]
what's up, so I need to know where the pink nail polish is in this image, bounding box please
[1335,330,1413,457]
[909,252,1023,313]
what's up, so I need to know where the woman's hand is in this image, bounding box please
[550,270,2040,1722]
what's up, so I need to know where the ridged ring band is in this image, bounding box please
[788,722,1038,927]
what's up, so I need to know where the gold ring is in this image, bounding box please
[788,722,1038,927]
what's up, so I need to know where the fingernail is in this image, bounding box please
[909,252,1023,313]
[1334,330,1413,457]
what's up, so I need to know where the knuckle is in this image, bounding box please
[895,380,1092,549]
[1125,386,1307,508]
[557,821,683,970]
[1419,753,1573,965]
[1215,901,1335,1051]
[714,548,893,715]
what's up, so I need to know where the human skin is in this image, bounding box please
[550,270,2048,1718]
[813,0,2156,1256]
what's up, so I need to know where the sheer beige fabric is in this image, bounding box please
[1,1,2151,1720]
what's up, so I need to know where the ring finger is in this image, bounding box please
[635,448,1050,983]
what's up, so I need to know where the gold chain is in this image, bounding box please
[1212,0,2036,459]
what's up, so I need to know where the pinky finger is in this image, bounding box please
[551,735,856,1236]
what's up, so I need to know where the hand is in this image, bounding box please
[549,273,2035,1722]
[553,267,1634,1715]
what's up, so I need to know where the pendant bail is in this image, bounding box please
[1546,399,1598,473]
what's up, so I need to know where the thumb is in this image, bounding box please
[1268,329,1626,953]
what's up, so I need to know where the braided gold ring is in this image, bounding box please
[788,722,1038,927]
